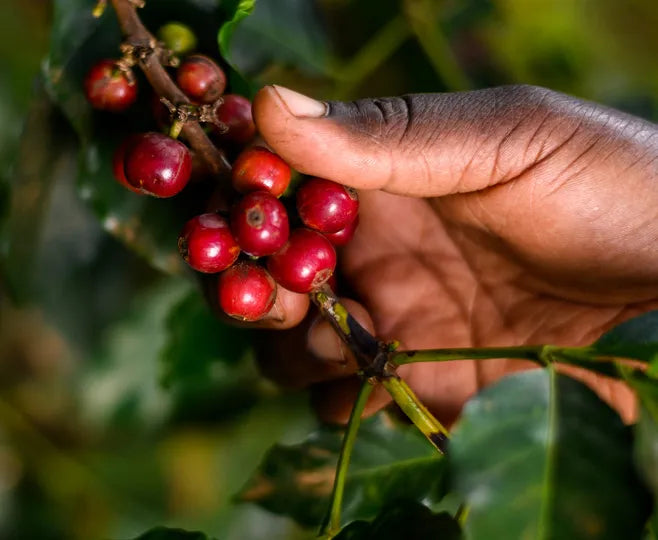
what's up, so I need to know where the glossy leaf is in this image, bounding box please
[131,527,216,540]
[592,310,658,365]
[238,412,446,528]
[335,499,462,540]
[449,368,650,540]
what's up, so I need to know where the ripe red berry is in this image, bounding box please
[124,132,192,198]
[176,55,227,104]
[231,147,291,197]
[112,136,142,194]
[84,59,137,112]
[231,191,289,257]
[296,178,359,233]
[323,215,359,246]
[218,261,277,321]
[267,228,336,293]
[214,94,256,144]
[178,214,240,273]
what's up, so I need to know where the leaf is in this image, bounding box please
[160,290,259,422]
[620,369,658,497]
[161,289,252,387]
[130,526,217,540]
[78,278,191,429]
[218,0,257,97]
[238,412,446,528]
[219,0,331,84]
[449,368,651,540]
[592,310,658,366]
[335,500,462,540]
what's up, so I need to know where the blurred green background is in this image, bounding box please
[1,0,657,538]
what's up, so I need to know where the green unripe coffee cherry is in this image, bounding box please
[157,22,197,55]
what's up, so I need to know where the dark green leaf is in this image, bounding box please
[130,526,217,540]
[238,412,446,528]
[335,500,461,540]
[161,289,251,386]
[620,369,658,499]
[161,290,258,422]
[592,310,658,365]
[219,0,331,82]
[78,279,190,429]
[449,368,651,540]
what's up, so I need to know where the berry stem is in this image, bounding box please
[311,286,449,453]
[319,380,374,539]
[382,377,449,453]
[109,0,231,177]
[168,118,184,139]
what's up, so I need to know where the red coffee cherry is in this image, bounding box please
[232,147,291,197]
[112,136,142,194]
[214,94,256,144]
[231,191,290,257]
[323,215,359,246]
[124,132,192,198]
[176,54,227,104]
[84,59,137,112]
[178,214,240,273]
[218,261,277,322]
[296,177,359,233]
[267,228,336,293]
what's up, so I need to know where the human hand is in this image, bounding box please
[247,84,658,426]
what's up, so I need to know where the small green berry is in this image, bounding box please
[157,22,197,55]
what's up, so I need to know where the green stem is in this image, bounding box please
[319,381,375,538]
[382,377,449,453]
[168,119,184,139]
[403,0,470,91]
[332,15,411,100]
[392,345,549,366]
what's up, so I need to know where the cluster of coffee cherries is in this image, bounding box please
[83,23,359,322]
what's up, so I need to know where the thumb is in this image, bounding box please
[252,84,579,197]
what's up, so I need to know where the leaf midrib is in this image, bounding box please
[537,367,558,539]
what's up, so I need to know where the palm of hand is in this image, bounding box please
[341,181,657,423]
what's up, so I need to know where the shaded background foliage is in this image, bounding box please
[0,0,657,538]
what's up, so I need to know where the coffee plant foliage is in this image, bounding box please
[2,0,658,539]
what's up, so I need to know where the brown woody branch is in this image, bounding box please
[110,0,231,177]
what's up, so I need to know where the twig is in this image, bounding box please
[110,0,231,177]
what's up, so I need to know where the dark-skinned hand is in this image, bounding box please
[231,84,658,426]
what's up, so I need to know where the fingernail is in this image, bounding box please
[271,85,327,118]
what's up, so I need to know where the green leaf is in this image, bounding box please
[238,412,446,528]
[449,368,651,539]
[592,310,658,365]
[130,526,217,540]
[219,0,331,88]
[160,290,258,422]
[161,289,252,387]
[78,278,191,429]
[620,369,658,498]
[335,500,462,540]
